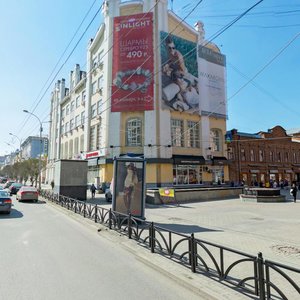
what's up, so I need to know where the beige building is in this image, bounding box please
[46,0,229,187]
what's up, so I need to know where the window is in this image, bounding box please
[91,104,97,118]
[92,57,97,70]
[126,118,142,146]
[269,151,274,162]
[89,126,96,150]
[259,150,264,162]
[80,134,84,152]
[75,115,80,127]
[69,140,73,159]
[285,152,289,162]
[76,96,80,108]
[210,129,222,151]
[92,81,97,94]
[98,50,104,66]
[82,90,86,105]
[250,149,255,162]
[81,112,85,125]
[173,165,203,185]
[70,119,74,130]
[277,152,281,162]
[96,123,102,150]
[70,101,75,112]
[171,119,184,147]
[66,104,70,115]
[98,76,104,90]
[65,122,69,133]
[187,121,200,148]
[60,144,64,159]
[64,142,68,159]
[293,152,297,163]
[241,148,246,161]
[61,121,64,134]
[97,100,103,115]
[74,137,79,155]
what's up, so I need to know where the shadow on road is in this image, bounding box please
[0,208,23,219]
[155,223,222,234]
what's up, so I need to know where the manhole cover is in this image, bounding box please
[272,245,300,255]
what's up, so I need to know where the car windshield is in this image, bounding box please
[0,191,9,198]
[21,187,37,192]
[12,183,23,187]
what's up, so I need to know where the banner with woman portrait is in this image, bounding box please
[112,158,146,219]
[160,31,199,114]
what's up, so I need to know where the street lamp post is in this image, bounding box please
[9,133,22,159]
[23,110,43,190]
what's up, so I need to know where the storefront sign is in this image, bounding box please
[84,150,105,159]
[111,13,154,112]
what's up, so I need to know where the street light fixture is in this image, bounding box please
[23,109,43,190]
[9,133,22,159]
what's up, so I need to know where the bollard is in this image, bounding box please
[257,252,266,300]
[95,205,98,223]
[128,213,132,239]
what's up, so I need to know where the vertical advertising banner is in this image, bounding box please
[160,32,199,114]
[111,13,154,112]
[112,159,145,219]
[198,46,227,118]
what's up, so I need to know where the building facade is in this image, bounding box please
[21,136,48,160]
[46,0,229,187]
[227,126,300,186]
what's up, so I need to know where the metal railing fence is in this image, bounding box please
[40,190,300,300]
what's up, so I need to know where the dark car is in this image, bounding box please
[0,191,12,214]
[9,183,23,195]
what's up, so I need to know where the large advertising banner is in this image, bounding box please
[160,31,199,114]
[111,13,154,112]
[112,158,145,219]
[198,46,227,118]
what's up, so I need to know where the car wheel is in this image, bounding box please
[34,199,38,203]
[6,211,10,214]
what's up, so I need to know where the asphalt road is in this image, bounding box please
[0,196,199,300]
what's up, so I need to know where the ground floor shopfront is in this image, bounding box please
[239,165,300,186]
[87,155,229,188]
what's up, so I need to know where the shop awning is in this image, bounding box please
[173,155,205,165]
[212,156,228,165]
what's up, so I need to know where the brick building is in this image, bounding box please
[227,126,300,186]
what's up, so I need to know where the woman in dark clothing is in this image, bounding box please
[291,183,297,203]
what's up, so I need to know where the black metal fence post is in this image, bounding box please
[109,208,112,229]
[190,233,196,273]
[95,205,98,223]
[128,213,132,239]
[150,222,155,253]
[83,203,86,218]
[257,252,266,300]
[220,248,224,279]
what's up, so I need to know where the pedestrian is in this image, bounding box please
[290,182,297,203]
[50,180,54,190]
[90,183,96,199]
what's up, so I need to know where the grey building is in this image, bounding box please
[22,136,48,160]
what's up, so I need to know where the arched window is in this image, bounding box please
[126,118,142,146]
[210,129,222,151]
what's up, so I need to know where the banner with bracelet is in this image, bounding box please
[112,12,154,112]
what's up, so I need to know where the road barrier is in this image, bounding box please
[40,190,300,299]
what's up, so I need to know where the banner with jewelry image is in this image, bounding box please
[111,12,154,112]
[112,157,146,219]
[160,31,199,114]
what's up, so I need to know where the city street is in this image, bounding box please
[0,196,200,300]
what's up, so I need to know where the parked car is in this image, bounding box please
[16,186,39,202]
[0,191,12,214]
[9,183,23,195]
[3,181,15,190]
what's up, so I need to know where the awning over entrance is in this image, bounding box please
[173,155,205,165]
[212,156,228,165]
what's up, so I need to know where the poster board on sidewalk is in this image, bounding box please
[112,158,146,219]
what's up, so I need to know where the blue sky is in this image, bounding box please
[1,0,300,155]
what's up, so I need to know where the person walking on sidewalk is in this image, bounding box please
[90,183,97,199]
[290,182,297,203]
